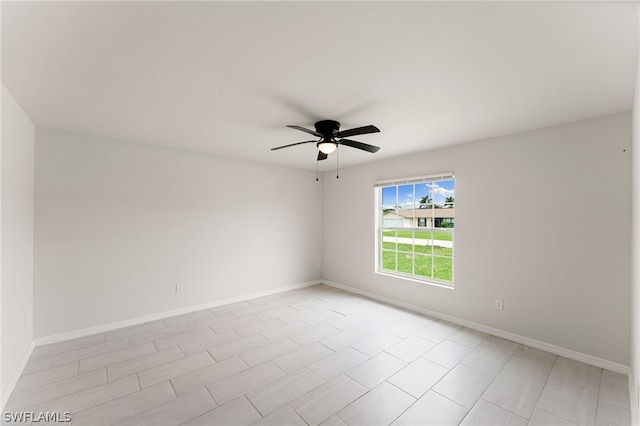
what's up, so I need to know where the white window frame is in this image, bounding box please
[374,173,455,288]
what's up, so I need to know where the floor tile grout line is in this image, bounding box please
[383,378,421,424]
[537,354,559,414]
[429,387,470,412]
[29,335,108,362]
[417,345,517,423]
[204,386,218,407]
[244,392,264,418]
[168,379,179,399]
[501,367,550,387]
[467,347,519,417]
[288,401,316,425]
[478,398,526,421]
[177,344,186,358]
[31,375,123,421]
[287,403,312,426]
[10,366,107,399]
[13,368,110,414]
[76,373,143,417]
[28,339,127,371]
[531,352,582,425]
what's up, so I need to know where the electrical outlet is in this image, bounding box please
[494,299,503,310]
[176,283,184,293]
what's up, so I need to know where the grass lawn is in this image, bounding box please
[383,230,453,241]
[382,250,453,281]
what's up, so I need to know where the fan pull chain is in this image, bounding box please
[316,158,319,182]
[336,145,339,179]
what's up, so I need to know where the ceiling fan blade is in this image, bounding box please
[338,139,380,153]
[335,125,380,138]
[286,125,322,138]
[270,140,317,151]
[317,151,328,161]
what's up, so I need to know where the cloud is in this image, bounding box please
[427,182,455,198]
[397,201,417,209]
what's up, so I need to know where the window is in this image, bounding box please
[376,173,455,286]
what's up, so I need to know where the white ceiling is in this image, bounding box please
[2,1,638,171]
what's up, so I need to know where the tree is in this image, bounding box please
[445,196,454,208]
[419,195,432,206]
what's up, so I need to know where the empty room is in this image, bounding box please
[2,1,640,425]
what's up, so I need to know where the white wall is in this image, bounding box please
[630,46,640,424]
[34,129,322,338]
[1,85,35,401]
[323,112,631,365]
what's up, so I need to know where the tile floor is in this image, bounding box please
[4,284,631,425]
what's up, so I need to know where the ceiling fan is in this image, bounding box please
[271,120,381,161]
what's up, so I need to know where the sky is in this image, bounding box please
[381,179,455,210]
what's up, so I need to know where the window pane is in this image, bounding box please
[381,186,397,207]
[433,230,452,241]
[397,184,414,226]
[397,243,413,253]
[414,244,430,254]
[415,254,433,278]
[429,179,455,207]
[382,230,397,251]
[382,250,397,272]
[414,230,431,239]
[434,257,453,281]
[381,186,400,227]
[433,245,453,257]
[433,233,453,257]
[397,252,413,274]
[414,231,432,256]
[416,183,431,207]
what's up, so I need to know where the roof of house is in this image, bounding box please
[384,208,455,218]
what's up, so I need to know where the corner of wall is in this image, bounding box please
[0,342,34,411]
[1,83,36,410]
[629,22,640,424]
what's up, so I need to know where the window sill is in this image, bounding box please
[375,270,455,290]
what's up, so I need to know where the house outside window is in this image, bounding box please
[376,173,455,286]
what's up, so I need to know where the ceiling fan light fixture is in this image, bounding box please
[318,142,337,154]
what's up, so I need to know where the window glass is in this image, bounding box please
[377,175,454,285]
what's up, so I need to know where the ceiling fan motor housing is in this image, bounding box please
[315,120,340,138]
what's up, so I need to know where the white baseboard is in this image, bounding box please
[34,280,322,347]
[1,340,35,411]
[323,280,630,375]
